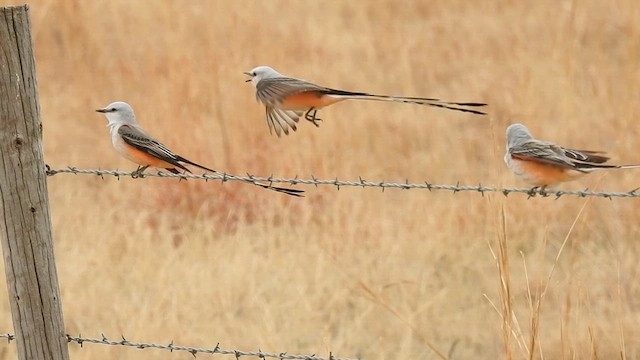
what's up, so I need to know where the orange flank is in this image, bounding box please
[119,141,177,170]
[279,91,345,110]
[511,155,583,187]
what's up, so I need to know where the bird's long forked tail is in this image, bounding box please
[324,89,487,115]
[176,156,304,197]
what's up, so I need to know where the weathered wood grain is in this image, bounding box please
[0,5,70,360]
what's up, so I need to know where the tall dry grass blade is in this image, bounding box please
[357,281,449,360]
[616,260,626,360]
[484,292,530,359]
[588,326,599,360]
[486,196,528,359]
[521,252,538,360]
[537,196,593,359]
[316,244,450,360]
[497,204,514,360]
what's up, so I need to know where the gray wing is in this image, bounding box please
[255,77,328,105]
[510,140,614,171]
[509,140,577,169]
[118,125,186,169]
[563,148,609,164]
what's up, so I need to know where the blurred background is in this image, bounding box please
[1,0,640,359]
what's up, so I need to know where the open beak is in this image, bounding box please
[243,71,253,82]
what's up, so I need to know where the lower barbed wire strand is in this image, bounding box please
[0,333,356,360]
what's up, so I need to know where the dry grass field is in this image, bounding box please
[1,0,640,359]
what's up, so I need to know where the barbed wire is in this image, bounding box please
[0,333,356,360]
[44,166,640,199]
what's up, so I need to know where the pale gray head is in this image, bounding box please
[96,101,138,126]
[506,123,534,149]
[243,66,284,87]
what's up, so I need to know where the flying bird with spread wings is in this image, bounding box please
[245,65,487,137]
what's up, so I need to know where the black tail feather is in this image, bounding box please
[323,88,487,115]
[176,156,217,173]
[422,102,487,115]
[254,183,305,197]
[165,167,187,174]
[175,156,303,197]
[574,162,620,170]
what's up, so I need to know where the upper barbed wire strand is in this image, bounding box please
[44,166,640,199]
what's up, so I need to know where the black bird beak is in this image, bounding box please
[243,71,252,82]
[96,108,108,113]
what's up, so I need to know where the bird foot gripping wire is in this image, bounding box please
[526,186,550,198]
[131,165,149,179]
[304,109,322,127]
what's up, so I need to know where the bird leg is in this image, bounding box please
[131,165,150,178]
[538,185,549,197]
[304,108,322,127]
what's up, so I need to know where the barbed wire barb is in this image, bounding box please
[2,333,14,343]
[42,165,640,199]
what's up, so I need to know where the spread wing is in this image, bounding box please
[265,106,304,137]
[256,78,324,136]
[118,125,189,172]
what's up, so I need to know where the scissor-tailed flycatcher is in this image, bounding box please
[244,65,487,137]
[504,123,639,190]
[96,101,303,197]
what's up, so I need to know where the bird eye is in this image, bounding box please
[252,72,256,76]
[110,108,116,112]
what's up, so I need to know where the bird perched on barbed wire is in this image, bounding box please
[504,123,640,191]
[96,101,303,197]
[244,65,487,137]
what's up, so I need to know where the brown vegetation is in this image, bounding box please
[1,0,640,359]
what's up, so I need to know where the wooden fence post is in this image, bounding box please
[0,5,70,360]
